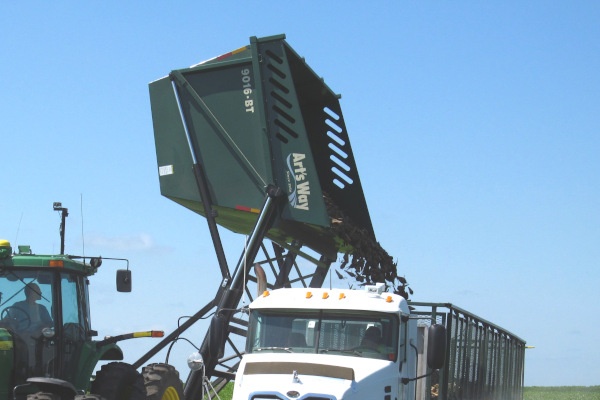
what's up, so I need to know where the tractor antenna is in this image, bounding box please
[53,202,69,255]
[80,194,85,258]
[14,212,24,248]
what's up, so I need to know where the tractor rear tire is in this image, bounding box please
[142,363,184,400]
[91,362,146,400]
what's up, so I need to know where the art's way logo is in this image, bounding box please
[286,153,310,211]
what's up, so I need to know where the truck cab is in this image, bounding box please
[232,285,421,400]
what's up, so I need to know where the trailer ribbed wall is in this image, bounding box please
[409,302,526,400]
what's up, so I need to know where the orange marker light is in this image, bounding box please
[386,296,393,303]
[339,293,346,300]
[322,293,329,299]
[49,260,64,267]
[306,291,313,299]
[263,291,270,297]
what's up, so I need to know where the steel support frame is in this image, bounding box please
[140,70,337,400]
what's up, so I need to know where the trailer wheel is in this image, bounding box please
[142,363,184,400]
[91,362,146,400]
[27,393,59,400]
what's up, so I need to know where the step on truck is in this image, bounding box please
[142,34,527,399]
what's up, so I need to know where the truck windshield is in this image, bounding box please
[247,309,399,361]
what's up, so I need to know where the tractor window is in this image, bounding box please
[61,274,79,324]
[83,278,92,333]
[61,273,87,340]
[60,273,89,382]
[0,269,55,332]
[0,269,57,379]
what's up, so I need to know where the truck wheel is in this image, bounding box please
[142,363,184,400]
[27,393,59,400]
[74,395,106,400]
[91,362,146,400]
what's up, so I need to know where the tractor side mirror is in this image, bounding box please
[116,269,132,292]
[427,324,447,370]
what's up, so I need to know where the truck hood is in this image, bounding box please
[232,353,398,400]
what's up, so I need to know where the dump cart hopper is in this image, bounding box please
[150,34,372,258]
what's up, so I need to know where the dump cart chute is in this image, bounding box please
[149,34,373,259]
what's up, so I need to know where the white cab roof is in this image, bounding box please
[250,287,409,314]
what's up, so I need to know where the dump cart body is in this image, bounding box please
[150,34,373,257]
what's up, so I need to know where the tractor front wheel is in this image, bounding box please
[27,393,106,400]
[142,363,184,400]
[91,362,146,400]
[27,393,59,400]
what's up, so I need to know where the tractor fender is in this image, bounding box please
[70,342,124,391]
[98,343,124,361]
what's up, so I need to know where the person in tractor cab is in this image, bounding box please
[9,283,53,331]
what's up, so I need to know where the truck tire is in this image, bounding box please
[75,395,106,400]
[91,362,146,400]
[27,393,60,400]
[142,363,184,400]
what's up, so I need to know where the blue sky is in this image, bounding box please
[1,1,599,387]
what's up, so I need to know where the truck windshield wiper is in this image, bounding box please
[320,348,363,357]
[255,347,293,353]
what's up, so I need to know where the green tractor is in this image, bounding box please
[0,204,184,400]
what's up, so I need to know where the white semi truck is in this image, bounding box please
[186,283,525,400]
[227,284,445,400]
[206,284,524,400]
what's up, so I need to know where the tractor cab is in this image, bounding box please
[0,266,92,384]
[0,240,126,397]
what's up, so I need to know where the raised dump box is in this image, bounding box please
[149,34,372,258]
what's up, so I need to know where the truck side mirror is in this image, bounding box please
[116,269,132,292]
[427,324,447,370]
